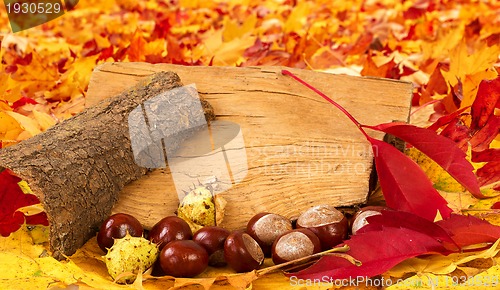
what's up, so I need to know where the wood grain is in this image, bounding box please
[86,63,412,230]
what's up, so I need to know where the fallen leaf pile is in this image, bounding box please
[0,0,499,288]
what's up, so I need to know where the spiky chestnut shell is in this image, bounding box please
[104,234,159,284]
[177,186,226,233]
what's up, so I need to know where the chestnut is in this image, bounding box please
[246,212,293,256]
[97,213,143,252]
[159,240,209,277]
[149,216,192,249]
[296,204,348,250]
[351,206,386,235]
[271,228,321,265]
[193,226,230,267]
[224,230,264,273]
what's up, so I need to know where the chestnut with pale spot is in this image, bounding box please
[271,228,321,265]
[296,204,348,250]
[351,206,387,235]
[246,212,293,256]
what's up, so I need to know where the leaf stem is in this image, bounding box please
[281,70,371,140]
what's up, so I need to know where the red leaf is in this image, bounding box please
[469,115,500,151]
[471,76,500,131]
[98,46,114,61]
[5,65,18,74]
[14,52,33,66]
[472,149,500,163]
[436,214,500,248]
[369,137,452,221]
[12,96,38,110]
[0,170,48,237]
[359,210,458,251]
[365,123,483,198]
[476,161,500,187]
[427,106,469,131]
[491,202,500,210]
[439,119,470,152]
[290,227,449,280]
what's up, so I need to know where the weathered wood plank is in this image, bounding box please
[87,63,412,230]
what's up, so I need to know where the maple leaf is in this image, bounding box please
[440,41,499,108]
[0,170,48,237]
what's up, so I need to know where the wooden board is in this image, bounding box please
[86,62,412,230]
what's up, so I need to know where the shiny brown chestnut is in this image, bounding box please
[351,206,387,235]
[271,228,321,265]
[149,216,192,249]
[193,226,230,267]
[224,230,264,273]
[159,240,209,277]
[97,213,143,252]
[296,204,348,250]
[246,212,293,256]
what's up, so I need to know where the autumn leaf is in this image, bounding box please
[0,112,23,147]
[436,214,500,249]
[387,239,500,278]
[1,0,500,287]
[440,41,500,108]
[365,123,483,198]
[358,210,458,251]
[0,170,48,237]
[290,227,450,280]
[471,76,500,132]
[369,137,452,220]
[476,161,500,188]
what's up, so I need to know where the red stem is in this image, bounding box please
[281,69,370,140]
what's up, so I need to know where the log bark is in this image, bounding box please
[0,71,215,259]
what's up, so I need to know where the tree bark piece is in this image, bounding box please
[0,71,215,259]
[86,63,413,232]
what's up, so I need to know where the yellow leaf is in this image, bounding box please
[284,2,311,36]
[0,225,46,258]
[421,26,464,61]
[32,110,56,131]
[387,239,500,278]
[5,111,42,137]
[0,111,23,145]
[0,74,22,103]
[406,148,466,193]
[441,41,500,108]
[203,30,255,66]
[28,226,50,245]
[223,14,258,42]
[17,180,34,194]
[16,204,45,217]
[44,55,98,101]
